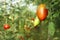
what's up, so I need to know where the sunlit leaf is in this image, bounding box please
[48,22,55,36]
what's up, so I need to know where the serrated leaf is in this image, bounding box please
[48,22,55,36]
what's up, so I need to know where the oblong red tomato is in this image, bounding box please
[36,4,48,21]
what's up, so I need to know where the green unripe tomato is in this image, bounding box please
[33,16,40,27]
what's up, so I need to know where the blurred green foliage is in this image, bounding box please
[0,0,60,40]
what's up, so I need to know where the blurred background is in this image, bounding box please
[0,0,60,40]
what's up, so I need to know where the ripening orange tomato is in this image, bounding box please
[36,4,48,21]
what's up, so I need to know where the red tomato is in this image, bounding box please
[36,4,48,21]
[4,24,10,30]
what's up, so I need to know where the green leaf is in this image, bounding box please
[48,22,55,36]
